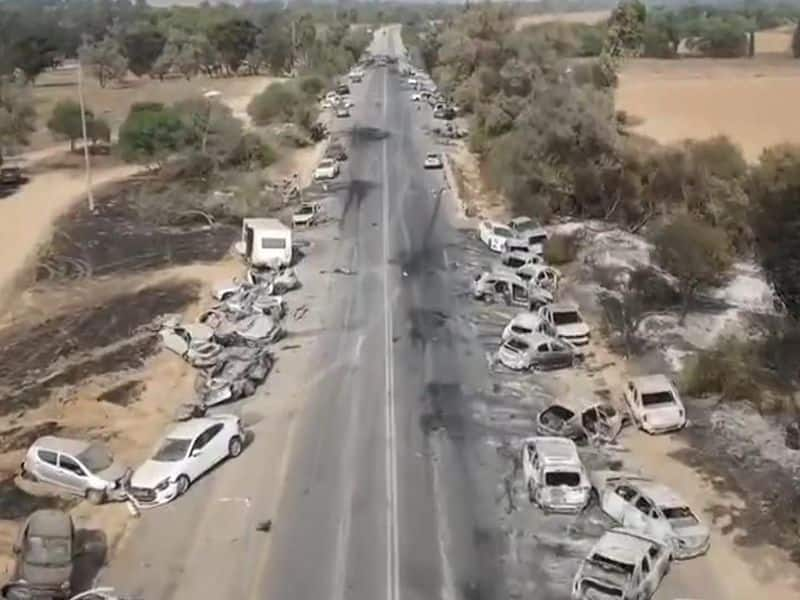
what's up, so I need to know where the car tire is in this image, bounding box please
[176,474,190,496]
[242,380,256,397]
[228,436,244,458]
[86,488,106,505]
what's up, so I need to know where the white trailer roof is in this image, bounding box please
[243,218,289,231]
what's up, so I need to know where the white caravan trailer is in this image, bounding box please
[237,218,293,267]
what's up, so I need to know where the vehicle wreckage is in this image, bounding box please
[536,398,624,444]
[195,346,274,406]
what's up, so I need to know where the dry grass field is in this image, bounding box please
[617,51,800,162]
[28,67,277,150]
[515,10,610,30]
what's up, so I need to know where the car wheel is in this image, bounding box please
[242,380,256,397]
[176,474,190,496]
[86,488,106,505]
[228,436,244,458]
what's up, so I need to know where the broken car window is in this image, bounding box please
[589,554,635,576]
[544,470,581,487]
[59,455,86,477]
[640,391,676,407]
[552,311,581,326]
[635,496,654,514]
[663,506,698,524]
[153,438,191,462]
[615,485,638,502]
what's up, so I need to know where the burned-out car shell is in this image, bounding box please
[536,400,623,444]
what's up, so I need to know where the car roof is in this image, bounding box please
[593,529,656,564]
[511,312,543,327]
[631,374,673,393]
[33,436,91,456]
[510,216,534,225]
[508,332,551,346]
[27,510,72,537]
[549,302,580,313]
[484,220,510,229]
[526,436,581,463]
[165,416,233,440]
[636,481,687,508]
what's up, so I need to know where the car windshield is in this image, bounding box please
[427,154,438,159]
[76,443,113,473]
[663,506,698,523]
[553,311,580,325]
[589,554,635,576]
[297,206,313,215]
[529,233,548,244]
[580,580,623,597]
[506,338,529,351]
[544,470,581,487]
[511,324,533,335]
[506,257,525,268]
[493,226,513,237]
[153,438,191,462]
[319,160,335,168]
[25,535,71,567]
[641,391,675,407]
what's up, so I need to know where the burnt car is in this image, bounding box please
[2,510,76,599]
[324,142,348,161]
[196,346,274,406]
[537,399,624,444]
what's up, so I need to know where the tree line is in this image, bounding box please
[404,0,800,339]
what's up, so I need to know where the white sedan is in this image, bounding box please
[590,471,711,559]
[313,158,340,180]
[478,220,515,253]
[127,415,246,507]
[423,153,443,169]
[624,375,687,434]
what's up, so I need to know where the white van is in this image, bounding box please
[237,218,293,267]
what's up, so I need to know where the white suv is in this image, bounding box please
[521,436,590,513]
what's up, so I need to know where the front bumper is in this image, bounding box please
[673,536,711,559]
[642,420,685,434]
[127,483,178,508]
[497,351,528,371]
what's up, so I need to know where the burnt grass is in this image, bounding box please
[674,406,800,564]
[0,476,78,520]
[36,180,238,282]
[0,281,198,416]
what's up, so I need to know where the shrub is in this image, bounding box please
[298,75,327,97]
[543,232,579,265]
[681,337,762,403]
[247,82,301,126]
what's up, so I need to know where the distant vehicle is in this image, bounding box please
[472,271,552,309]
[423,153,443,169]
[2,510,76,599]
[128,415,246,507]
[434,106,456,120]
[497,332,578,371]
[571,528,672,600]
[508,216,539,235]
[537,399,623,444]
[313,158,340,181]
[499,249,541,270]
[516,227,549,255]
[0,165,24,186]
[407,77,418,86]
[235,218,293,268]
[516,264,560,292]
[521,437,590,512]
[348,71,363,83]
[538,303,590,347]
[335,105,350,118]
[335,83,350,95]
[292,202,321,227]
[411,92,422,102]
[590,471,711,559]
[501,312,556,342]
[478,220,515,252]
[21,437,129,505]
[623,375,686,434]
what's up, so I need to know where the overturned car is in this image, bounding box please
[196,346,274,406]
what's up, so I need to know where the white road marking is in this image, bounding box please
[381,31,401,600]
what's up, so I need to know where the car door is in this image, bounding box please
[188,424,225,479]
[204,423,229,468]
[533,341,552,369]
[648,542,670,582]
[639,555,655,598]
[625,494,655,532]
[647,506,673,541]
[56,453,89,493]
[34,449,61,487]
[548,340,574,368]
[603,484,638,522]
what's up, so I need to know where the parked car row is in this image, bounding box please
[467,211,699,599]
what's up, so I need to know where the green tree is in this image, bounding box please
[11,35,58,83]
[792,22,800,58]
[652,215,734,322]
[247,82,301,125]
[123,27,166,77]
[79,36,128,87]
[208,17,259,74]
[47,100,89,151]
[0,80,36,157]
[118,104,185,169]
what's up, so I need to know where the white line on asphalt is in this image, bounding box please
[381,40,400,600]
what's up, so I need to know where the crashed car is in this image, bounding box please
[313,158,339,180]
[536,399,623,444]
[571,528,671,600]
[501,312,556,341]
[324,142,348,161]
[159,316,222,368]
[127,415,246,507]
[2,510,76,600]
[247,266,299,294]
[21,437,130,504]
[623,375,686,434]
[292,202,321,227]
[478,220,514,253]
[471,271,530,307]
[197,346,274,406]
[539,303,591,347]
[199,309,284,346]
[521,436,590,513]
[496,333,578,371]
[423,153,443,169]
[212,282,287,320]
[508,216,539,235]
[590,471,711,559]
[516,264,560,292]
[516,227,549,255]
[499,249,542,270]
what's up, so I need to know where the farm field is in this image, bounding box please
[617,54,800,162]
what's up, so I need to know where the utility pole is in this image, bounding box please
[77,57,95,212]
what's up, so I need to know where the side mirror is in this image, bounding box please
[190,449,202,458]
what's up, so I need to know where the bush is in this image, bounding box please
[681,337,762,403]
[298,75,327,97]
[227,133,277,169]
[118,105,186,168]
[247,82,301,126]
[543,232,579,265]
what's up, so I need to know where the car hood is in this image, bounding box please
[131,460,177,489]
[672,521,710,542]
[556,323,590,337]
[20,562,72,589]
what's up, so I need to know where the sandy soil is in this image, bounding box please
[450,142,509,222]
[515,10,610,30]
[617,55,800,162]
[28,70,277,150]
[755,26,793,55]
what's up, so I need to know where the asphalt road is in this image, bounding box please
[102,25,723,600]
